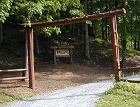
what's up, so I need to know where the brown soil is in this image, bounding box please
[0,55,139,97]
[0,62,113,96]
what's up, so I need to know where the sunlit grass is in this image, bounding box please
[0,92,31,104]
[127,49,140,56]
[96,82,140,107]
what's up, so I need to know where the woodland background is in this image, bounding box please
[0,0,140,68]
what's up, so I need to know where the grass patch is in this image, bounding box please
[127,49,140,56]
[96,82,140,107]
[0,92,31,104]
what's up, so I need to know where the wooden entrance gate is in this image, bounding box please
[24,8,126,84]
[1,8,131,89]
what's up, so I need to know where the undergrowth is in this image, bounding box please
[96,82,140,107]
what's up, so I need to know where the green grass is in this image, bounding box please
[0,92,31,104]
[127,48,140,56]
[96,82,140,107]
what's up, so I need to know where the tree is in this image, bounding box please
[0,21,2,44]
[84,0,90,59]
[10,0,83,36]
[0,0,13,44]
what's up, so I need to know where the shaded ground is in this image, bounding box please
[0,62,113,96]
[0,54,140,98]
[0,29,140,100]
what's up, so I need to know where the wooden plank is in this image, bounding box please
[51,46,74,65]
[0,77,27,82]
[0,69,27,72]
[56,49,70,57]
[120,67,140,72]
[51,46,74,49]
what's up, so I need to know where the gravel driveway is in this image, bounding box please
[1,80,114,107]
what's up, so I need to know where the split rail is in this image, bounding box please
[0,69,27,82]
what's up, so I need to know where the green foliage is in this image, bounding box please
[11,0,83,23]
[9,0,83,36]
[118,0,140,51]
[0,0,13,22]
[35,27,61,36]
[96,82,140,107]
[127,48,140,56]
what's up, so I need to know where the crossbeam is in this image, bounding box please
[120,67,140,72]
[20,8,126,28]
[0,69,27,72]
[0,76,27,82]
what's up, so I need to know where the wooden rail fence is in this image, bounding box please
[119,67,140,83]
[0,69,28,82]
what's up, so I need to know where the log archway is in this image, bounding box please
[1,8,127,89]
[24,8,126,89]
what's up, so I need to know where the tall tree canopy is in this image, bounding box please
[9,0,83,36]
[0,0,139,58]
[0,0,13,44]
[0,0,13,22]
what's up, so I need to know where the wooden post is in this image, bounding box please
[28,27,35,89]
[0,20,3,44]
[109,15,121,81]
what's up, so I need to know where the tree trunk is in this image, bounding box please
[101,18,105,40]
[134,37,137,50]
[35,33,40,54]
[22,28,29,81]
[91,0,95,37]
[105,1,109,41]
[0,21,3,44]
[92,21,95,37]
[84,0,90,59]
[121,0,127,68]
[115,0,118,8]
[121,40,127,68]
[138,37,140,51]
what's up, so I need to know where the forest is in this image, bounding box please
[0,0,140,68]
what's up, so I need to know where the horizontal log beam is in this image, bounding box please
[20,8,126,28]
[120,79,140,83]
[0,76,27,82]
[119,67,140,72]
[0,69,27,72]
[50,46,74,49]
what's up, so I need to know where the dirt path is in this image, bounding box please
[0,63,113,96]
